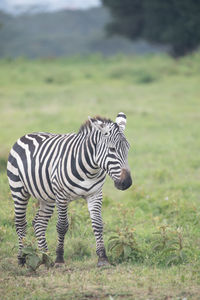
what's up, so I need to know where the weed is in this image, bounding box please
[151,226,191,266]
[107,227,142,263]
[21,239,54,271]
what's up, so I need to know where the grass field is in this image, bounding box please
[0,53,200,299]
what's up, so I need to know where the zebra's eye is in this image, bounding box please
[104,132,109,137]
[109,147,115,152]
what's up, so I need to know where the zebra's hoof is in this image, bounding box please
[55,256,65,264]
[97,257,110,268]
[54,262,65,268]
[18,257,26,267]
[55,255,65,267]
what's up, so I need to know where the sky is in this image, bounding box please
[0,0,101,14]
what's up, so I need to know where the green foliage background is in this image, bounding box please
[0,53,200,299]
[102,0,200,57]
[0,7,162,58]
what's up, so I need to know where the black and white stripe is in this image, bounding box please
[7,112,132,266]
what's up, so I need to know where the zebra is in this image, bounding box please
[7,112,132,267]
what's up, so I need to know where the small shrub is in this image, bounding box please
[107,227,142,263]
[21,240,54,271]
[136,73,156,84]
[151,226,191,266]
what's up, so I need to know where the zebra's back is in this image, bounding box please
[7,132,74,202]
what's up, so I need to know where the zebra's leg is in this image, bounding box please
[33,200,55,252]
[55,199,69,264]
[12,188,30,266]
[87,190,109,267]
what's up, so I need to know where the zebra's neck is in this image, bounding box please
[56,130,106,195]
[61,130,103,181]
[76,130,100,174]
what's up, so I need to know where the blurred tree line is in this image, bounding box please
[102,0,200,57]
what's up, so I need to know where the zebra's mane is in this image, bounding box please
[78,116,112,133]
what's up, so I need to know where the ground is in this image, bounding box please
[0,53,200,299]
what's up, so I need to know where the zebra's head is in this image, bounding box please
[89,112,132,191]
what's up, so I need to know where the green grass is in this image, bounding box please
[0,53,200,299]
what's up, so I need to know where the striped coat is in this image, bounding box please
[7,112,132,267]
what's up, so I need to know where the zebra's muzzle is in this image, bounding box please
[114,168,132,191]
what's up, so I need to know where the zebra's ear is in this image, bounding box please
[88,117,110,135]
[115,112,127,131]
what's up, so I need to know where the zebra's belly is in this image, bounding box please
[25,176,105,202]
[24,180,56,203]
[59,177,106,200]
